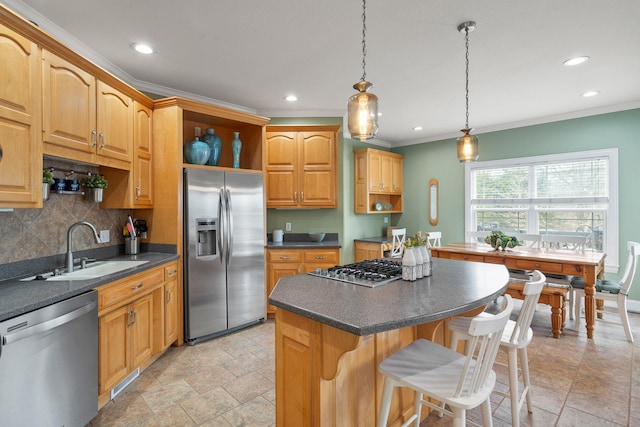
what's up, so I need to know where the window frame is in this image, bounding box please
[465,148,619,272]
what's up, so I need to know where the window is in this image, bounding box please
[465,149,618,272]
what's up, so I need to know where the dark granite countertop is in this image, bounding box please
[268,257,509,336]
[265,232,341,249]
[0,252,179,322]
[353,236,393,244]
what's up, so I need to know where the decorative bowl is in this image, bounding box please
[308,233,326,242]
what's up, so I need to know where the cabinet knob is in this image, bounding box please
[98,132,105,150]
[166,289,171,304]
[301,192,304,202]
[91,130,97,148]
[131,283,144,290]
[167,269,177,276]
[280,256,291,260]
[314,256,326,259]
[135,186,141,199]
[294,192,297,202]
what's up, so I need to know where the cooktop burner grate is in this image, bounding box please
[308,259,403,288]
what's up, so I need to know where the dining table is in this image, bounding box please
[430,242,607,339]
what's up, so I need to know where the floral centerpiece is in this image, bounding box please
[485,231,521,251]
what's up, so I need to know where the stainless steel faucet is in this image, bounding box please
[65,221,102,272]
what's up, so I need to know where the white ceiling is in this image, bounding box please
[4,0,640,146]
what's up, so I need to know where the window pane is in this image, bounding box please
[535,159,607,198]
[538,211,605,251]
[475,210,528,233]
[474,167,529,199]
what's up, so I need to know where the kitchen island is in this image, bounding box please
[268,257,509,426]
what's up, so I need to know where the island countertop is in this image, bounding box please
[268,257,509,336]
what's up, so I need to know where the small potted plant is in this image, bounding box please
[82,173,108,203]
[42,168,54,201]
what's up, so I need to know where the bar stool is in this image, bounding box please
[377,295,514,427]
[449,271,546,427]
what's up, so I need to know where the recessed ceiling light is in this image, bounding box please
[582,90,599,97]
[413,126,423,131]
[563,56,590,66]
[132,43,153,54]
[284,95,298,102]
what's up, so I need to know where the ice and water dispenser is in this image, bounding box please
[196,218,217,257]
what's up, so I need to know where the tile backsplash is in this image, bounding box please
[0,159,131,264]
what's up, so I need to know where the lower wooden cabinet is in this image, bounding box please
[96,260,178,407]
[163,263,179,347]
[354,241,386,262]
[266,248,340,317]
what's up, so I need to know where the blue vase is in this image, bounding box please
[184,137,211,165]
[231,131,242,168]
[202,128,222,166]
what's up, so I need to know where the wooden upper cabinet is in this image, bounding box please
[0,22,42,208]
[100,101,153,209]
[133,101,153,207]
[43,50,133,170]
[266,126,338,208]
[354,148,404,214]
[265,131,297,206]
[97,80,133,165]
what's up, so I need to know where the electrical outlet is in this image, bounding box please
[285,222,292,232]
[99,230,110,243]
[383,216,389,224]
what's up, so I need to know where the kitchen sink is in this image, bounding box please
[21,260,149,281]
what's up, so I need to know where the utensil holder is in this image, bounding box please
[125,237,139,255]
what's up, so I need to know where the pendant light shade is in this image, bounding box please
[457,128,479,162]
[348,81,379,141]
[457,21,479,162]
[347,0,379,141]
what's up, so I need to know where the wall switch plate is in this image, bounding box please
[384,216,389,224]
[99,230,110,243]
[285,222,292,232]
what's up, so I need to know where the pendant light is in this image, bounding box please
[347,0,379,141]
[456,21,479,162]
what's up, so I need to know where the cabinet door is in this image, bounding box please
[98,305,129,394]
[96,80,133,166]
[354,242,383,262]
[380,154,393,193]
[164,278,178,347]
[0,24,41,208]
[299,131,336,207]
[367,150,383,192]
[266,132,297,207]
[133,101,153,207]
[267,262,300,315]
[130,294,153,369]
[42,50,96,162]
[391,156,403,193]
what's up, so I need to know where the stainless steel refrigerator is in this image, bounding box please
[184,168,265,344]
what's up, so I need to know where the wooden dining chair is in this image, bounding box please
[390,228,406,258]
[572,241,640,342]
[541,234,587,319]
[427,231,442,248]
[467,230,490,244]
[448,271,545,427]
[378,295,514,427]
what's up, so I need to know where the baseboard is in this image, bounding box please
[627,298,640,313]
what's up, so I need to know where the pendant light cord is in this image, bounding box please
[361,0,367,82]
[464,25,470,129]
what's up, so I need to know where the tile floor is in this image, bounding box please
[89,304,640,426]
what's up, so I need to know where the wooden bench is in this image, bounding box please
[505,281,570,338]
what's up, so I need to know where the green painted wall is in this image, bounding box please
[393,108,640,298]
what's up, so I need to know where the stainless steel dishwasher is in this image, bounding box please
[0,290,98,427]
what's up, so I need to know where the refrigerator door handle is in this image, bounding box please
[225,188,233,263]
[218,188,225,265]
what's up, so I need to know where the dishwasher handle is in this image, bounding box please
[2,300,97,347]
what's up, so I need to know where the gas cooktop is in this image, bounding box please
[308,259,402,288]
